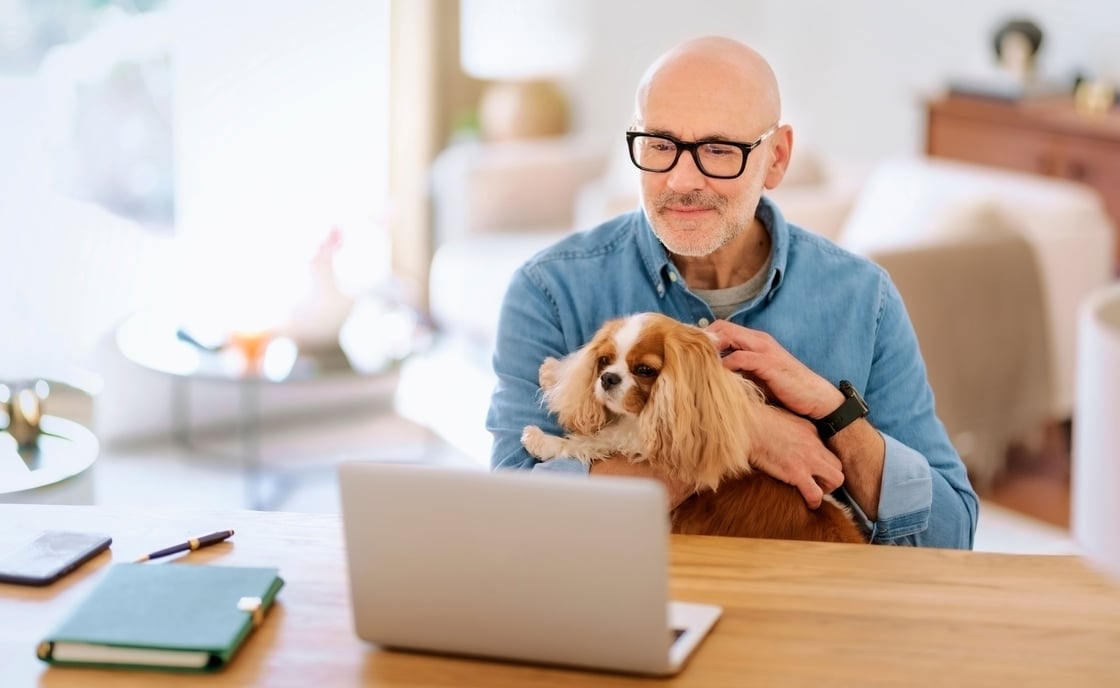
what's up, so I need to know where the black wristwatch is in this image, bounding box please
[812,380,869,441]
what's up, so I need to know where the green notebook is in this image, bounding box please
[37,563,284,672]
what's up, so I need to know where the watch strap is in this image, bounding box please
[813,380,868,441]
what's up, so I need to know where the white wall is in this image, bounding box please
[96,0,392,443]
[566,0,1120,162]
[171,0,390,330]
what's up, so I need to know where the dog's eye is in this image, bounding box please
[634,364,658,378]
[597,355,611,369]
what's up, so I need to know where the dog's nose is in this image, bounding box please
[600,371,622,391]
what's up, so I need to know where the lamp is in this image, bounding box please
[459,0,586,141]
[1071,282,1120,581]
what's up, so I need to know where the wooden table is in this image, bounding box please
[3,505,1119,687]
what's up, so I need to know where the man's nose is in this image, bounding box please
[666,150,707,192]
[600,371,622,390]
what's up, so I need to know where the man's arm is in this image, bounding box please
[487,268,575,472]
[706,279,978,549]
[823,417,884,520]
[707,322,883,514]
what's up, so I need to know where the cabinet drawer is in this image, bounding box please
[927,114,1061,176]
[1061,136,1120,234]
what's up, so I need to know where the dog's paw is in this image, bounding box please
[521,425,563,460]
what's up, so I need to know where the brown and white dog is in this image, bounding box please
[521,312,866,544]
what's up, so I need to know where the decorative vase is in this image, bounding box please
[281,227,355,354]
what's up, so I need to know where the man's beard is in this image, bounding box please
[648,190,742,257]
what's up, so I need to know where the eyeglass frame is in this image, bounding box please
[625,124,780,179]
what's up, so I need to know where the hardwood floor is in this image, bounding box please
[980,422,1072,529]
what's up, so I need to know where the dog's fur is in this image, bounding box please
[521,312,866,544]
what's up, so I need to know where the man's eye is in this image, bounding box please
[634,364,657,377]
[702,143,736,157]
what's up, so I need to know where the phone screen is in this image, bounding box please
[0,530,112,586]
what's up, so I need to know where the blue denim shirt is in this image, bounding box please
[487,197,978,548]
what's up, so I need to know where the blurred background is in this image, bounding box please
[2,0,1118,553]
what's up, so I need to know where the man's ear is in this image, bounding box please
[762,124,794,190]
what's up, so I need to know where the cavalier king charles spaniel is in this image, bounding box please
[521,312,866,544]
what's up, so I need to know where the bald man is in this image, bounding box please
[487,36,978,548]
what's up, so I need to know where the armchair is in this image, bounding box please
[427,137,607,344]
[396,137,607,463]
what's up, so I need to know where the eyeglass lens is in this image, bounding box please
[630,136,745,177]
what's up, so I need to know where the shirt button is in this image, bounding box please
[668,272,678,282]
[697,318,710,327]
[657,285,665,295]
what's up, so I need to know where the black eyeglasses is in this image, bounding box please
[625,124,779,179]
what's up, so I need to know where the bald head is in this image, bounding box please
[629,36,794,269]
[634,36,781,133]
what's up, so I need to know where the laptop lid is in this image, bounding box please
[337,462,720,676]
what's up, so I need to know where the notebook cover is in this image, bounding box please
[37,563,284,672]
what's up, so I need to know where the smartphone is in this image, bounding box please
[0,530,112,586]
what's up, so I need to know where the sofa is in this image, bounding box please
[398,137,1116,486]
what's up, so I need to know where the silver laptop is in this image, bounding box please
[337,461,722,676]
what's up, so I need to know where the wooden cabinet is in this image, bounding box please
[926,95,1120,270]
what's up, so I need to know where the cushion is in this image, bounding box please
[839,162,1010,253]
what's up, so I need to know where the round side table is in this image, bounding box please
[115,310,427,510]
[0,416,99,504]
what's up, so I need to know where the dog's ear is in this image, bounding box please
[540,341,610,435]
[640,325,760,490]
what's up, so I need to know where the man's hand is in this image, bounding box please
[589,456,694,510]
[707,320,883,517]
[706,320,843,419]
[748,405,845,508]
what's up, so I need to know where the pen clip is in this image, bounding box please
[237,596,264,627]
